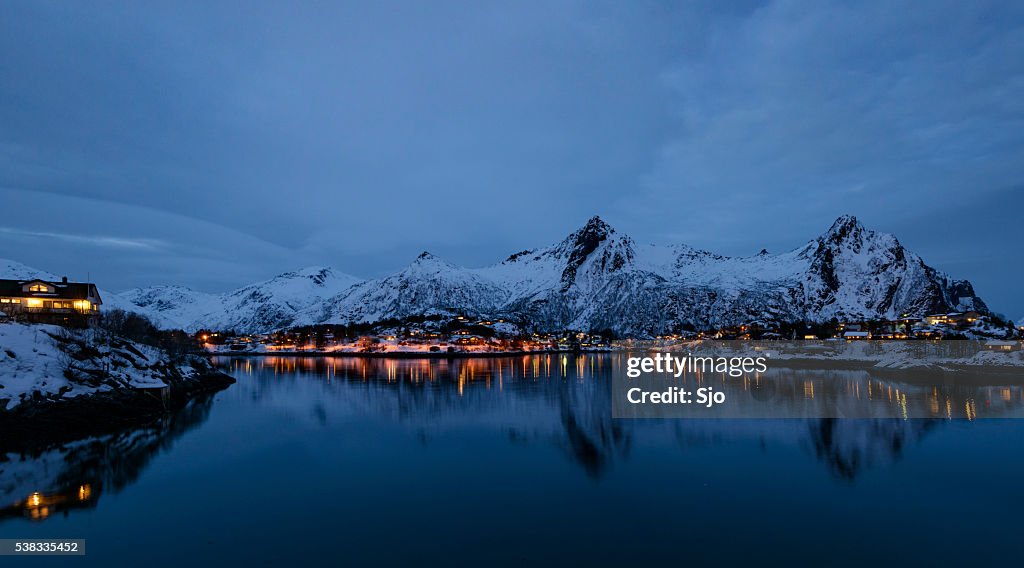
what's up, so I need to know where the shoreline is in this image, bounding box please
[202,349,613,359]
[201,350,1024,375]
[0,370,235,453]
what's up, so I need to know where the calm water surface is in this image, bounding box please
[3,354,1024,566]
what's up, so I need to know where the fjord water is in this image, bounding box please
[4,354,1024,567]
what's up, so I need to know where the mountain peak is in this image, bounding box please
[553,215,634,291]
[408,251,458,271]
[818,215,870,248]
[580,215,612,235]
[296,265,332,273]
[564,216,615,249]
[827,214,862,234]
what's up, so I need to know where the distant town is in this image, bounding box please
[195,310,1023,356]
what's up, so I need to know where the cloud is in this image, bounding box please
[0,187,312,292]
[633,0,1024,249]
[0,227,168,251]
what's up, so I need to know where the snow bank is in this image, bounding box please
[0,323,186,410]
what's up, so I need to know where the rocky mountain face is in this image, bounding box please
[796,216,986,321]
[0,216,991,335]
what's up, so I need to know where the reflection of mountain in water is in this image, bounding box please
[806,418,939,480]
[226,356,635,478]
[216,355,1021,480]
[0,393,217,523]
[555,366,628,478]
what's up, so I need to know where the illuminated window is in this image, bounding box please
[28,284,49,292]
[26,299,43,308]
[0,298,8,303]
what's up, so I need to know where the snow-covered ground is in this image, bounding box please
[0,323,200,410]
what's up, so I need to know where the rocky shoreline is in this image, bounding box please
[0,368,234,454]
[0,323,236,452]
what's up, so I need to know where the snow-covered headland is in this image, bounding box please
[0,322,233,448]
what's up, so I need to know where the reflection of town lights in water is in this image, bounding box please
[207,353,1024,420]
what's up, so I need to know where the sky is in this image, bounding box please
[1,1,1022,317]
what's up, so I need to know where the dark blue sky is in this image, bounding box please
[1,1,1021,318]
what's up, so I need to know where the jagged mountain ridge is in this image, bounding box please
[0,216,990,335]
[309,215,987,335]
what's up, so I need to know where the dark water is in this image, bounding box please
[3,354,1024,566]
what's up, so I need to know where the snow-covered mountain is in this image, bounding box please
[121,266,362,332]
[0,216,992,335]
[472,215,986,334]
[310,252,508,324]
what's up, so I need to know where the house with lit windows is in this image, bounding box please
[0,277,102,326]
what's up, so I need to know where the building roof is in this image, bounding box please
[0,278,103,303]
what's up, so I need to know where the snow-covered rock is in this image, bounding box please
[0,323,176,410]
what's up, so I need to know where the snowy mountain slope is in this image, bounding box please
[122,266,362,332]
[314,253,509,324]
[119,285,221,330]
[216,266,363,332]
[0,259,56,282]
